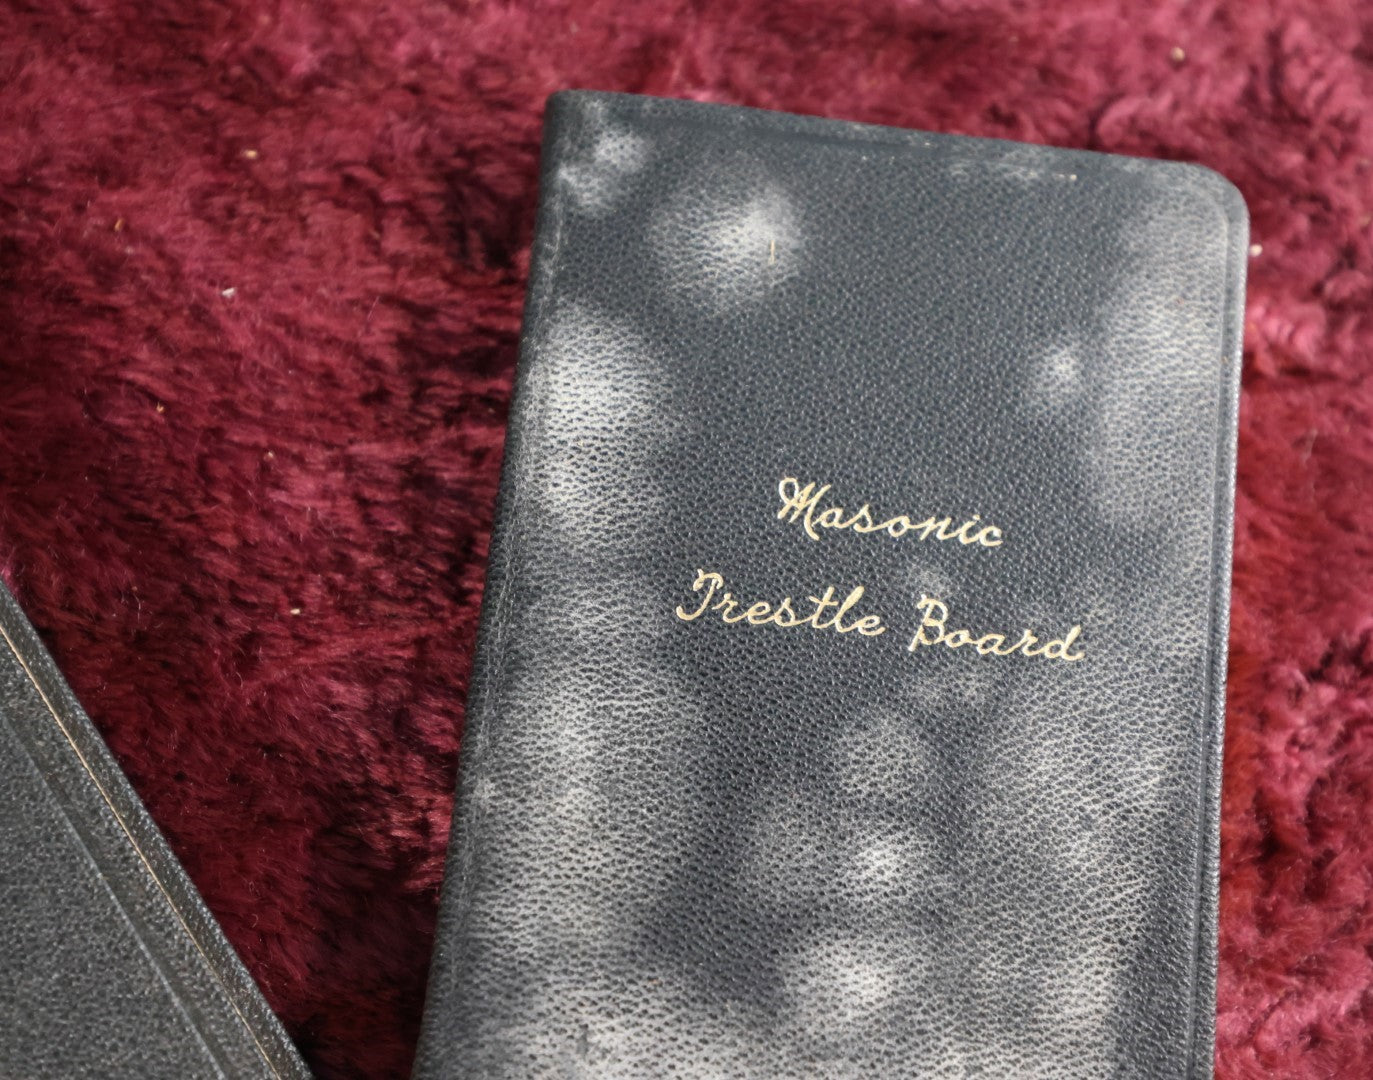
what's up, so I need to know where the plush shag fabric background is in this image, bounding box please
[2,1,1371,1076]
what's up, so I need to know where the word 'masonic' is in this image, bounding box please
[776,477,1003,548]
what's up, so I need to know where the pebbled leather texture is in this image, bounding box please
[0,582,309,1079]
[416,91,1247,1079]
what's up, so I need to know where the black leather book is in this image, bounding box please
[416,91,1246,1079]
[0,581,308,1079]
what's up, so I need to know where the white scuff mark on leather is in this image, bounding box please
[850,830,936,891]
[902,560,954,601]
[524,303,677,535]
[782,936,906,1038]
[558,123,650,213]
[902,659,998,708]
[1024,341,1083,415]
[1036,943,1125,1050]
[1084,191,1226,527]
[742,789,836,901]
[836,709,938,801]
[651,178,803,310]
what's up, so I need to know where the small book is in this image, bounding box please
[416,91,1246,1078]
[0,581,308,1078]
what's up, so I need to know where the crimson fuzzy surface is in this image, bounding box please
[1,1,1371,1076]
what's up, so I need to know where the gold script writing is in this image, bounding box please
[777,478,1004,548]
[673,573,1086,662]
[908,595,1085,661]
[674,570,887,637]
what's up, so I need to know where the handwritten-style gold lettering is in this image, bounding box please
[675,569,887,637]
[777,478,1004,548]
[907,595,1084,661]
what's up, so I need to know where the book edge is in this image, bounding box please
[0,582,309,1080]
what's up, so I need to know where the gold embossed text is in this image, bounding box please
[674,569,887,637]
[907,594,1084,661]
[777,478,1004,548]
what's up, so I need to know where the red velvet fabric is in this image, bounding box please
[2,2,1370,1076]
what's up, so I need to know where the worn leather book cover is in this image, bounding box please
[416,91,1246,1079]
[0,581,308,1079]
